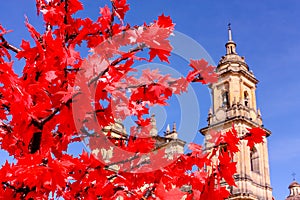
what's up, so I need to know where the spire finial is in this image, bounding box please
[166,124,170,134]
[172,122,177,132]
[228,22,233,41]
[292,172,296,181]
[150,114,158,136]
[225,23,237,55]
[257,108,261,116]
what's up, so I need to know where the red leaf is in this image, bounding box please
[112,0,129,21]
[187,59,218,84]
[222,125,240,154]
[25,20,41,41]
[98,5,112,30]
[245,127,266,148]
[200,175,231,200]
[171,77,189,94]
[218,152,237,186]
[188,143,203,157]
[208,130,222,146]
[157,14,174,29]
[156,181,185,200]
[149,48,170,63]
[67,0,84,14]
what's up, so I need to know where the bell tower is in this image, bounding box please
[200,24,273,199]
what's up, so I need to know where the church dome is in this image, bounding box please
[286,181,300,200]
[289,181,300,189]
[218,53,246,65]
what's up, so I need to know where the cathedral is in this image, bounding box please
[97,25,277,199]
[200,25,273,200]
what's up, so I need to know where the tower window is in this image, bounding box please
[250,147,260,173]
[222,91,229,108]
[244,91,249,107]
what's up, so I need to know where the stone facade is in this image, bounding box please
[200,25,273,200]
[94,116,185,170]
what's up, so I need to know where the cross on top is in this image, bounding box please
[292,172,296,181]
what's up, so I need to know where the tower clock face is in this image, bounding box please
[215,109,226,121]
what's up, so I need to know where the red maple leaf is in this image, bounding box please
[200,175,231,200]
[208,130,222,146]
[188,142,203,157]
[156,181,185,200]
[187,59,218,84]
[112,0,129,21]
[218,152,237,186]
[245,127,266,148]
[149,48,171,63]
[222,125,240,154]
[67,0,84,14]
[157,14,174,29]
[98,5,112,30]
[170,77,189,94]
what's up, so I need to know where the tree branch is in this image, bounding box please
[0,36,21,53]
[104,153,139,170]
[140,186,155,200]
[2,182,36,198]
[88,43,146,86]
[109,0,116,37]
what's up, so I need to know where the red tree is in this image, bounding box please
[0,1,265,199]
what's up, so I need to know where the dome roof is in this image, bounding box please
[218,54,246,65]
[289,181,300,189]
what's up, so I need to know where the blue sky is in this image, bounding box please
[1,0,300,199]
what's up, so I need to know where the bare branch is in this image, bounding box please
[0,36,21,53]
[109,0,116,37]
[104,153,139,169]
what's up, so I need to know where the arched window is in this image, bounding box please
[244,91,249,107]
[250,147,260,173]
[222,91,229,108]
